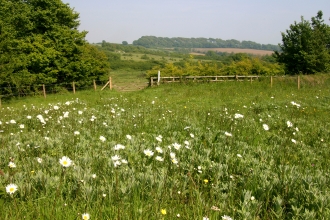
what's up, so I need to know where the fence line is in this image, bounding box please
[150,75,302,87]
[0,78,113,107]
[0,79,112,90]
[150,75,259,86]
[0,75,309,108]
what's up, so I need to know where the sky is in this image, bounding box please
[62,0,330,45]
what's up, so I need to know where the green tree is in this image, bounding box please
[275,11,330,75]
[0,0,109,96]
[122,41,128,45]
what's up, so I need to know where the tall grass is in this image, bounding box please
[0,78,330,219]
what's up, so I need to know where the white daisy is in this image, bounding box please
[144,149,154,157]
[222,215,233,220]
[8,162,16,168]
[155,147,163,153]
[155,156,164,162]
[114,144,125,150]
[59,156,72,167]
[172,143,181,150]
[225,132,232,137]
[111,155,121,161]
[6,183,18,194]
[82,213,90,220]
[263,124,269,131]
[234,113,244,119]
[99,136,106,142]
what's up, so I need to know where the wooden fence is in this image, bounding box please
[0,75,305,108]
[0,77,113,108]
[150,75,259,86]
[150,75,302,89]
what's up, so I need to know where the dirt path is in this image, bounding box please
[112,81,149,92]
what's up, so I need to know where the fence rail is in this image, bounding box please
[0,78,114,106]
[150,75,261,86]
[150,75,305,90]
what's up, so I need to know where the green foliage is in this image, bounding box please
[0,0,109,97]
[99,40,190,58]
[275,11,330,75]
[133,36,280,51]
[140,54,150,60]
[147,56,284,77]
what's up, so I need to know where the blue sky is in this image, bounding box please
[62,0,330,45]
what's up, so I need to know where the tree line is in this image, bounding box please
[146,54,284,78]
[133,36,280,51]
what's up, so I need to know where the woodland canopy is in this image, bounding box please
[0,0,109,96]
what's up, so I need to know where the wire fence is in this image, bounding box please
[0,79,112,100]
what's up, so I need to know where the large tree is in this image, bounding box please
[0,0,109,96]
[274,11,330,75]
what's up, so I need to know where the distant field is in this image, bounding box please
[121,53,182,62]
[193,48,274,55]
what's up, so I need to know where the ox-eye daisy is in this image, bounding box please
[6,183,18,194]
[144,149,154,157]
[8,162,16,168]
[82,213,90,220]
[59,156,72,167]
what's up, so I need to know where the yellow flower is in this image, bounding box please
[161,209,167,215]
[204,179,209,184]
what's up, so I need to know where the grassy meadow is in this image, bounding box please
[1,77,330,219]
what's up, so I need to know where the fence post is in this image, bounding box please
[43,84,46,98]
[270,76,273,88]
[297,76,300,89]
[72,82,76,94]
[93,80,97,91]
[109,77,112,90]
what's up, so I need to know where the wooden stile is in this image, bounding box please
[101,81,109,91]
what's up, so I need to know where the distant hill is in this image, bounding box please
[133,36,279,51]
[193,48,274,56]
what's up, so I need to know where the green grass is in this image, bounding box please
[0,78,330,219]
[110,70,149,91]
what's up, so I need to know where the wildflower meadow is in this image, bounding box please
[0,79,330,219]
